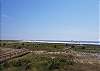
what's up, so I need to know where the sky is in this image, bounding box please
[0,0,99,41]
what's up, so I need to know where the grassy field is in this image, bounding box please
[0,53,100,71]
[0,40,100,71]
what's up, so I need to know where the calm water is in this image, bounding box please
[22,40,100,45]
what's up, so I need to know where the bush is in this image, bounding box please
[81,46,85,49]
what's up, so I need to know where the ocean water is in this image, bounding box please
[22,40,100,45]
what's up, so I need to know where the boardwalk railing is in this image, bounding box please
[0,48,30,64]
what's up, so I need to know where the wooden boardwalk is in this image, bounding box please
[0,47,30,64]
[0,47,100,64]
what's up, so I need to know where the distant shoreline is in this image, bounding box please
[0,40,100,45]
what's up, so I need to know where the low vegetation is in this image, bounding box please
[0,40,100,71]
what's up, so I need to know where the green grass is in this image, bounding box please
[0,40,100,71]
[0,53,75,71]
[0,41,65,51]
[71,44,100,53]
[0,53,100,71]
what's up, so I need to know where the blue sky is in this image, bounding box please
[1,0,99,41]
